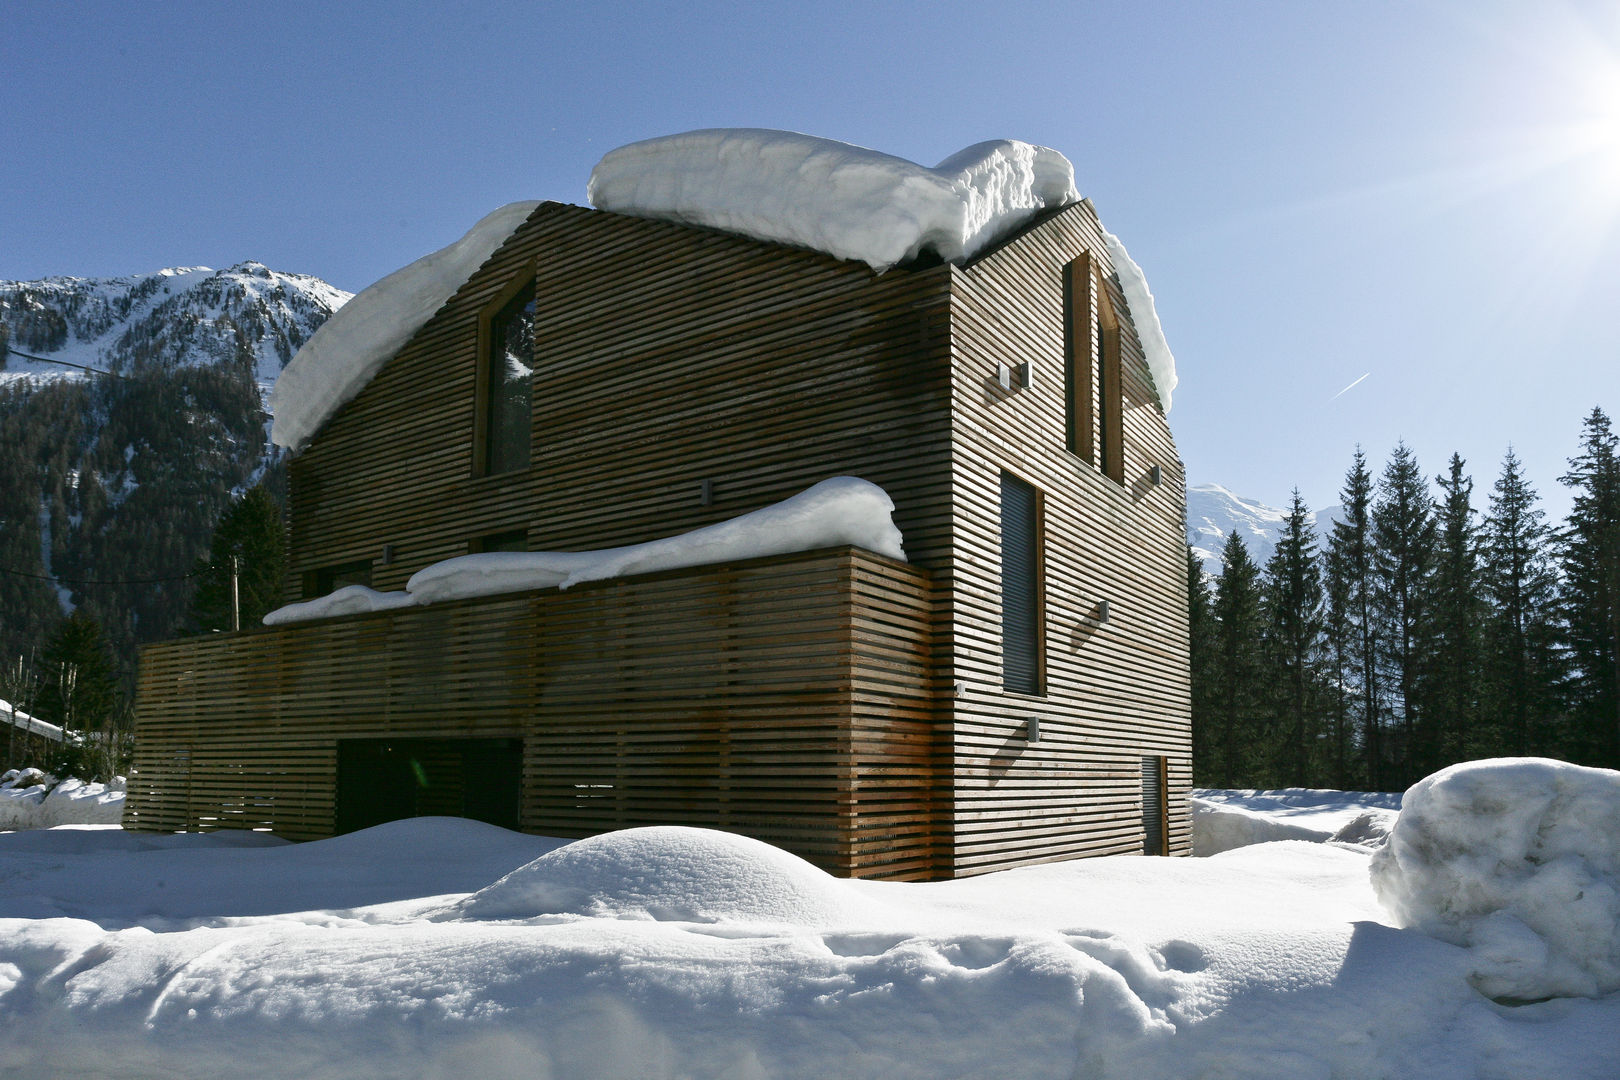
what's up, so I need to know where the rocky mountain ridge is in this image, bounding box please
[1,263,350,388]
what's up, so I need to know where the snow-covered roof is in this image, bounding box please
[269,202,541,451]
[588,129,1079,273]
[270,129,1179,450]
[0,698,63,742]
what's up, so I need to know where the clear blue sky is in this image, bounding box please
[5,1,1618,520]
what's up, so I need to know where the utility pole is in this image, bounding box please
[230,555,240,633]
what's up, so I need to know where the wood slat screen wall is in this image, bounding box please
[246,198,1190,878]
[129,547,937,880]
[286,202,956,603]
[942,200,1193,871]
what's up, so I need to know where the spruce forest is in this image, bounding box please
[1191,407,1620,790]
[0,265,341,777]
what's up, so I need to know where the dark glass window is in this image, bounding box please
[1001,472,1043,694]
[471,529,527,554]
[307,558,372,599]
[484,283,535,475]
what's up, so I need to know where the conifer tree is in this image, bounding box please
[1558,407,1620,767]
[34,610,120,734]
[1208,531,1265,786]
[1327,448,1382,788]
[1418,454,1481,771]
[1258,490,1326,785]
[185,483,288,633]
[1480,448,1562,757]
[1187,545,1220,784]
[1371,442,1435,785]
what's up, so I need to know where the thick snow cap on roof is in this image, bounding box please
[588,129,1079,272]
[591,129,1175,411]
[270,201,541,451]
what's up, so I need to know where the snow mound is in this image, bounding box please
[1370,758,1620,1000]
[270,201,541,451]
[0,774,124,830]
[461,826,872,925]
[408,475,903,603]
[261,583,418,625]
[266,477,903,624]
[588,129,1079,274]
[1192,788,1401,856]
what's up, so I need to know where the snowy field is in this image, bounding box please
[0,760,1616,1079]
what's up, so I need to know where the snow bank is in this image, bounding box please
[0,773,124,830]
[0,818,1615,1078]
[588,129,1079,273]
[408,475,903,602]
[265,476,903,623]
[1103,230,1178,411]
[462,825,882,925]
[261,583,419,626]
[1371,757,1620,1000]
[1193,788,1401,856]
[270,201,541,451]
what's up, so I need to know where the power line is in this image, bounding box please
[3,349,117,377]
[0,563,213,586]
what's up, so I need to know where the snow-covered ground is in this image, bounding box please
[0,770,124,830]
[1,760,1614,1079]
[1192,786,1402,855]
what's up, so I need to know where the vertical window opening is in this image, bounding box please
[1063,257,1094,465]
[1141,755,1168,855]
[481,281,535,475]
[1096,271,1124,484]
[1000,472,1044,695]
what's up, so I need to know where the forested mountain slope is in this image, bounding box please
[0,265,349,678]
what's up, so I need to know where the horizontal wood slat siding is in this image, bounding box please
[129,548,937,879]
[287,203,955,602]
[254,199,1191,879]
[942,201,1193,873]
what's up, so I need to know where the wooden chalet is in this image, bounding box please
[128,196,1192,878]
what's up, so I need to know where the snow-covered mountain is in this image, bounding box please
[0,262,350,672]
[1186,483,1343,578]
[0,263,350,390]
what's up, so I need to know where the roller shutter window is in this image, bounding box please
[1001,472,1043,694]
[1142,755,1169,855]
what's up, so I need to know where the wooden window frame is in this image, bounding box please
[1063,255,1125,485]
[1096,268,1124,485]
[1064,256,1095,466]
[473,267,538,478]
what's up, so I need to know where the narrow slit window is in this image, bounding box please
[1000,472,1044,695]
[1096,272,1124,484]
[1063,257,1094,464]
[482,282,535,475]
[1141,755,1168,855]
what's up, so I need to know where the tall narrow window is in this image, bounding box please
[1001,472,1044,694]
[1096,275,1124,484]
[1063,257,1094,465]
[1063,255,1124,484]
[1141,755,1168,855]
[481,281,535,475]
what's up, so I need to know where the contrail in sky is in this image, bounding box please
[1329,372,1371,402]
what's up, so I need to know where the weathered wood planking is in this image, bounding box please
[941,200,1193,870]
[130,548,938,879]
